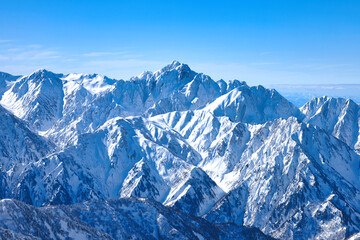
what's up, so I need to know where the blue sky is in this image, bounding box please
[0,0,359,85]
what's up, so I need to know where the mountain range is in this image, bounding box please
[0,61,359,239]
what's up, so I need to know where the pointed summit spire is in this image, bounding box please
[28,68,57,80]
[159,60,184,72]
[170,60,181,67]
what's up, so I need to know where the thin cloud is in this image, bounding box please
[32,51,60,60]
[0,47,60,61]
[0,40,12,43]
[11,50,60,61]
[6,48,22,52]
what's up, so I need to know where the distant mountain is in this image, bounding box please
[0,72,20,97]
[0,62,360,239]
[267,84,360,107]
[301,96,360,151]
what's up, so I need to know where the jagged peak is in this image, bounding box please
[309,95,346,104]
[30,68,54,75]
[130,61,199,84]
[0,72,21,81]
[251,84,282,97]
[203,84,301,123]
[63,72,110,81]
[217,79,248,94]
[132,70,153,81]
[156,60,192,74]
[300,96,360,121]
[168,60,181,68]
[301,96,349,110]
[25,68,60,82]
[217,79,226,84]
[188,166,216,180]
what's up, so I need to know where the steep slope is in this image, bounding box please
[150,84,303,188]
[0,105,51,169]
[0,72,19,97]
[205,85,303,123]
[11,80,302,208]
[348,232,360,240]
[1,69,64,131]
[144,71,222,117]
[164,167,225,215]
[45,72,119,146]
[42,61,230,147]
[0,198,115,239]
[1,63,360,239]
[152,108,360,239]
[0,105,52,200]
[0,198,273,240]
[9,115,224,216]
[120,158,170,202]
[301,96,360,150]
[205,117,360,240]
[0,62,296,148]
[151,110,247,188]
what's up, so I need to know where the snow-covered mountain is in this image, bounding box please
[205,117,360,239]
[1,69,64,131]
[21,61,243,148]
[0,198,272,240]
[0,72,20,97]
[0,105,53,200]
[267,84,360,107]
[301,96,360,151]
[0,61,360,239]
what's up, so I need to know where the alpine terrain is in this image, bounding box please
[0,61,359,240]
